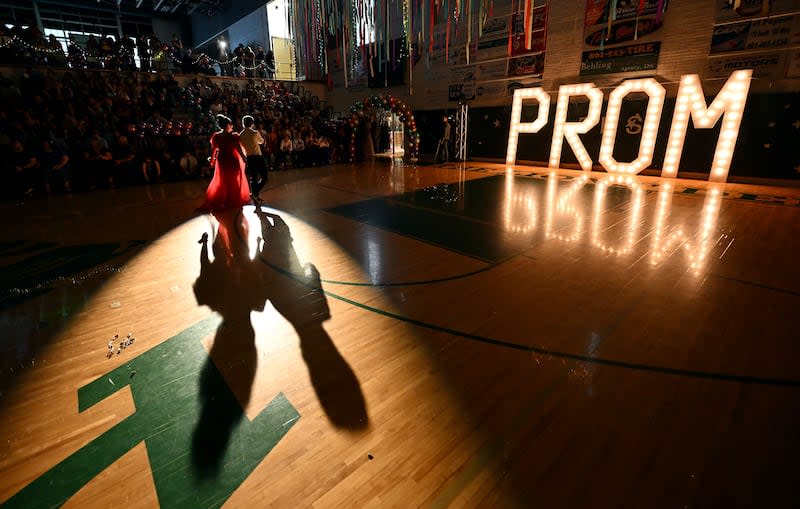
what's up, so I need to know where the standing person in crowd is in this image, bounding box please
[179,149,198,178]
[46,35,66,67]
[317,135,331,165]
[255,46,266,78]
[141,153,161,184]
[39,139,71,193]
[279,130,293,170]
[85,130,113,188]
[264,124,278,169]
[195,141,212,178]
[137,34,150,72]
[149,35,165,72]
[199,114,250,211]
[243,47,255,78]
[10,140,37,198]
[265,50,275,79]
[239,115,268,205]
[436,115,451,163]
[112,134,136,186]
[305,130,319,166]
[292,130,305,168]
[66,36,85,69]
[86,35,99,68]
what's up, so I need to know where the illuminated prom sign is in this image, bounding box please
[506,70,752,182]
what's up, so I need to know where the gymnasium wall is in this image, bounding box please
[226,6,271,52]
[327,0,800,179]
[190,0,270,47]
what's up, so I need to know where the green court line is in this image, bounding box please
[709,273,800,298]
[1,315,300,509]
[320,262,498,287]
[319,289,800,387]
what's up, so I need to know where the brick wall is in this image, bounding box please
[541,0,718,95]
[326,0,778,112]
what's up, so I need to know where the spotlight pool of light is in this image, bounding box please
[0,205,504,508]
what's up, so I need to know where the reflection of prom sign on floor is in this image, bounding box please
[502,173,725,273]
[650,182,724,273]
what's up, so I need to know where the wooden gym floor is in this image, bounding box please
[1,161,799,508]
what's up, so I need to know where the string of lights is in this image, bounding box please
[2,36,277,73]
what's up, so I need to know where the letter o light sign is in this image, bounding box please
[505,70,753,182]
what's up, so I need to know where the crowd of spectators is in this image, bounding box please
[0,64,351,200]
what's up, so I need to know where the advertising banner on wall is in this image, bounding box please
[714,0,800,22]
[580,41,660,76]
[477,3,548,59]
[705,51,786,79]
[710,14,800,53]
[707,2,800,79]
[510,5,548,56]
[412,0,550,105]
[507,53,545,77]
[584,0,666,49]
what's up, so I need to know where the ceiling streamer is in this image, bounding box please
[292,0,494,93]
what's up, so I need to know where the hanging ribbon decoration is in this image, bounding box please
[524,0,533,50]
[445,0,451,64]
[507,0,516,56]
[465,0,471,63]
[635,0,645,39]
[429,0,435,54]
[293,0,563,95]
[607,0,617,40]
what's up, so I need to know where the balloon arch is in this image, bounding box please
[348,93,419,161]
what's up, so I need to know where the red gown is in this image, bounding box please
[199,130,251,211]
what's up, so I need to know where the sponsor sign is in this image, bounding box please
[480,17,510,39]
[706,52,785,79]
[510,5,548,55]
[711,14,800,53]
[715,0,800,22]
[584,0,665,49]
[585,0,662,26]
[508,53,545,77]
[580,42,661,76]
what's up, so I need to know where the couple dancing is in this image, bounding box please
[199,114,269,212]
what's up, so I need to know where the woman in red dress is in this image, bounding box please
[199,114,251,211]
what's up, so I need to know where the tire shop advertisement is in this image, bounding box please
[580,0,666,76]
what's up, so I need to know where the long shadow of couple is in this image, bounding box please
[191,207,368,477]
